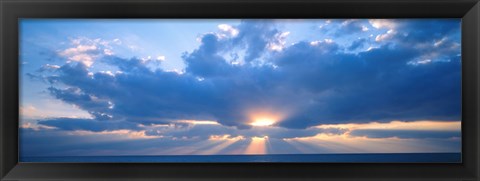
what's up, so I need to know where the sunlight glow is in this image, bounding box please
[209,134,245,141]
[68,130,161,139]
[197,135,246,155]
[246,109,287,127]
[244,136,268,154]
[315,120,461,131]
[251,118,275,127]
[283,133,455,153]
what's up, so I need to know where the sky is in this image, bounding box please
[19,19,462,157]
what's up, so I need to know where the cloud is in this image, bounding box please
[339,19,369,34]
[313,120,462,139]
[316,120,461,131]
[39,118,141,132]
[273,43,460,128]
[37,64,61,72]
[58,37,122,67]
[348,38,367,51]
[371,19,460,46]
[267,31,290,51]
[20,122,57,131]
[284,133,460,154]
[59,43,100,67]
[156,55,166,61]
[375,29,396,42]
[369,19,397,29]
[22,120,461,156]
[349,129,460,139]
[230,20,280,62]
[34,20,461,131]
[217,24,239,37]
[318,19,372,37]
[20,19,464,158]
[183,34,238,78]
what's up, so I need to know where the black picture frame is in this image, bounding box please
[1,0,479,180]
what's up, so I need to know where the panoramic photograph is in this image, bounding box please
[19,19,461,162]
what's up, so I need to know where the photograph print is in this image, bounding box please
[19,19,461,162]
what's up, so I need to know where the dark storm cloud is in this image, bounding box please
[36,19,461,132]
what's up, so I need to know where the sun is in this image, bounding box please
[250,118,275,127]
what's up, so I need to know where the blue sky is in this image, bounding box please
[19,19,461,157]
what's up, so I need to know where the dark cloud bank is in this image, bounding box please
[37,19,461,132]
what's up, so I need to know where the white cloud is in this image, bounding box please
[99,70,115,77]
[140,55,166,64]
[369,19,397,29]
[112,38,122,45]
[59,37,122,67]
[218,24,239,37]
[375,29,396,42]
[61,45,97,55]
[166,69,185,75]
[416,59,432,64]
[69,129,161,139]
[407,53,451,66]
[361,25,369,31]
[156,55,166,61]
[209,134,245,141]
[267,31,290,51]
[39,64,61,71]
[310,39,334,46]
[315,120,461,131]
[20,122,57,131]
[104,49,114,56]
[310,41,321,46]
[434,37,447,47]
[324,38,334,44]
[20,102,92,120]
[108,101,115,109]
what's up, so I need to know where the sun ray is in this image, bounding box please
[244,136,268,155]
[196,135,245,155]
[197,140,239,155]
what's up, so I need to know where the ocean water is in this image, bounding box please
[20,153,461,163]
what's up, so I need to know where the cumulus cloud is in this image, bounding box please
[267,31,290,51]
[58,37,122,67]
[59,45,98,66]
[217,24,239,37]
[226,20,281,62]
[33,20,462,132]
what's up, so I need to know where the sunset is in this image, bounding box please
[19,19,461,162]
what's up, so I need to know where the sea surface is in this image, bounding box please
[20,153,461,163]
